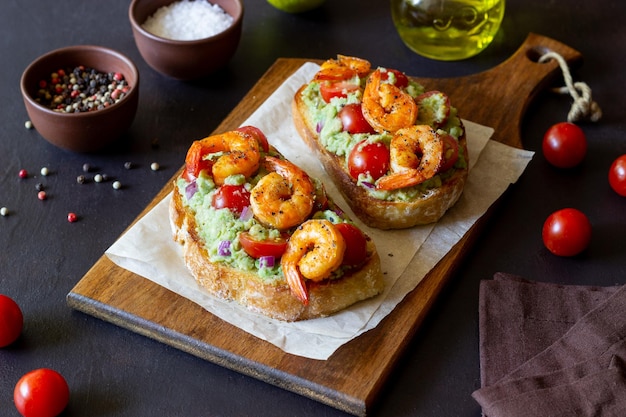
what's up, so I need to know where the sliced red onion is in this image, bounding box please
[239,205,253,221]
[361,181,375,189]
[185,181,198,200]
[316,121,323,133]
[218,240,231,256]
[259,256,275,269]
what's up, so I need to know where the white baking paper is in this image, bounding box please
[105,62,534,360]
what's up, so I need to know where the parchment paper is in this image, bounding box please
[105,62,534,360]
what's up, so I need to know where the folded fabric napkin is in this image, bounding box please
[473,273,626,417]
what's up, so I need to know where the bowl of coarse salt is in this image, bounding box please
[129,0,243,80]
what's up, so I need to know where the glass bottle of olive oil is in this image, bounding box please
[391,0,505,61]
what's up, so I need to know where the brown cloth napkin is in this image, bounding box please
[472,273,626,417]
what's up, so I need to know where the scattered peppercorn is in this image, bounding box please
[0,207,8,216]
[35,66,132,114]
[76,175,86,184]
[150,162,160,171]
[40,167,49,176]
[112,181,122,190]
[35,183,44,191]
[82,163,91,173]
[37,191,47,200]
[94,174,103,183]
[18,169,28,179]
[25,121,33,129]
[124,162,133,170]
[67,212,78,223]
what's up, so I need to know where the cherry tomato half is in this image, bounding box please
[237,125,269,153]
[380,68,409,88]
[212,184,251,215]
[542,208,592,257]
[335,223,368,266]
[542,122,587,168]
[437,133,460,173]
[608,154,626,197]
[0,294,23,347]
[239,232,287,259]
[348,141,390,180]
[338,103,375,134]
[319,81,360,103]
[14,368,70,417]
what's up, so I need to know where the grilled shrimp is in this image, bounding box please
[375,125,443,191]
[281,219,347,305]
[314,55,371,81]
[362,68,418,134]
[185,130,260,185]
[250,156,315,230]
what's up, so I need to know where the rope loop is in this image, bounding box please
[539,51,602,123]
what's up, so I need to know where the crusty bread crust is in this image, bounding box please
[169,182,384,322]
[292,84,469,230]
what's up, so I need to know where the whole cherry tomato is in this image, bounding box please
[542,122,587,168]
[608,154,626,196]
[0,294,23,347]
[335,223,368,266]
[239,232,287,259]
[212,184,250,215]
[542,208,592,257]
[338,103,375,134]
[348,141,390,180]
[14,368,70,417]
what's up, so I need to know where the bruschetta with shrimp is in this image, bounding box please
[169,126,384,322]
[292,55,469,229]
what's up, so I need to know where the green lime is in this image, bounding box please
[267,0,325,13]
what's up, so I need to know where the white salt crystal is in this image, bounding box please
[142,0,234,41]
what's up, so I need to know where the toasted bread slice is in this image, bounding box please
[292,83,469,230]
[169,137,384,322]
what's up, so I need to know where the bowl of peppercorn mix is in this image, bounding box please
[129,0,243,80]
[20,45,139,153]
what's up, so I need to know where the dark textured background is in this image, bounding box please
[1,1,625,415]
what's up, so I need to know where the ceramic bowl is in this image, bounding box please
[20,45,140,153]
[128,0,243,80]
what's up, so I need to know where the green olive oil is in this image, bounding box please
[391,0,505,61]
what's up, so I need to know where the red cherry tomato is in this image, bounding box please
[542,208,592,257]
[237,125,270,153]
[239,232,288,259]
[608,154,626,197]
[348,141,390,180]
[212,184,250,215]
[380,68,409,88]
[338,103,375,134]
[14,368,70,417]
[542,122,587,168]
[319,81,360,103]
[437,133,460,173]
[335,223,368,266]
[0,294,23,347]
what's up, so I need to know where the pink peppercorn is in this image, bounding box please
[18,169,28,179]
[67,213,78,223]
[37,191,47,200]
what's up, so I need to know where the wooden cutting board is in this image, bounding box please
[67,33,581,416]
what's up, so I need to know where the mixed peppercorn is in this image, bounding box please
[35,66,131,113]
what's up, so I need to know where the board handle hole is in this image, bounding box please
[526,46,552,63]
